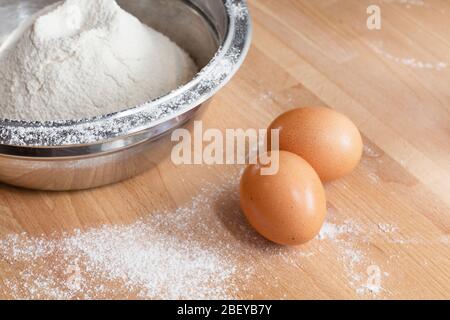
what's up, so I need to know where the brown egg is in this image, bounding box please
[240,151,327,246]
[268,107,363,182]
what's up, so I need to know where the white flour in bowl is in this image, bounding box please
[0,0,197,121]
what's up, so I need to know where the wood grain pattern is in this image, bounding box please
[0,0,449,299]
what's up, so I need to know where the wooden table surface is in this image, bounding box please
[0,0,449,299]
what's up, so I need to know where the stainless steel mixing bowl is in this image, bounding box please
[0,0,251,190]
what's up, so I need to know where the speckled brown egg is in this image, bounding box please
[240,151,327,246]
[268,107,363,182]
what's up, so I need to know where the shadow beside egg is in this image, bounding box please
[213,183,290,250]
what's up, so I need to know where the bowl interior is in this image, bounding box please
[0,0,251,149]
[0,0,226,70]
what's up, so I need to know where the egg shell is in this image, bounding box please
[268,107,363,182]
[240,150,327,246]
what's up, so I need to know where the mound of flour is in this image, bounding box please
[0,0,197,121]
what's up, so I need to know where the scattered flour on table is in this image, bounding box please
[0,224,239,300]
[0,0,197,121]
[369,41,448,71]
[381,0,427,7]
[0,175,246,300]
[318,219,361,240]
[0,169,418,299]
[377,223,400,234]
[316,202,417,297]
